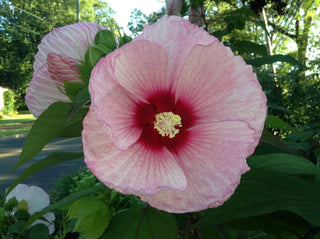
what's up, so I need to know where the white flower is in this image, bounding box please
[6,184,55,235]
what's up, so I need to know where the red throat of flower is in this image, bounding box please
[135,91,196,154]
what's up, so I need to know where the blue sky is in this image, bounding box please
[104,0,165,34]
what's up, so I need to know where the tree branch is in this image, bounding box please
[268,21,296,40]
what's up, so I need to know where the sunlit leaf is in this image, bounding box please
[94,29,117,50]
[12,102,73,171]
[68,197,112,239]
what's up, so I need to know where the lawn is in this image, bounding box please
[0,112,35,137]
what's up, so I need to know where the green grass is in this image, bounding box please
[0,113,35,125]
[0,112,35,136]
[0,126,32,137]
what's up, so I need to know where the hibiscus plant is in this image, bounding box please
[1,1,320,239]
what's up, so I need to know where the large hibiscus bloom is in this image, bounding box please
[6,184,55,234]
[82,16,267,213]
[26,22,104,117]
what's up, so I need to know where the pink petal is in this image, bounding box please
[91,89,141,151]
[136,16,216,79]
[174,42,267,156]
[82,109,187,196]
[89,49,141,150]
[141,121,253,213]
[25,64,71,118]
[47,53,82,89]
[34,22,104,73]
[89,40,172,149]
[113,40,172,101]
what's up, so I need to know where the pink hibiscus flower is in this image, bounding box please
[26,22,105,118]
[82,16,267,213]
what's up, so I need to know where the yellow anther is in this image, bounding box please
[154,112,182,138]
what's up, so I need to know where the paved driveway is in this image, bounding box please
[0,134,85,193]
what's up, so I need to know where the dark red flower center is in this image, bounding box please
[135,91,196,154]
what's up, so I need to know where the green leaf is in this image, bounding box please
[260,129,297,154]
[69,86,90,119]
[199,226,238,239]
[0,207,5,224]
[61,107,88,138]
[14,210,30,221]
[88,44,111,68]
[8,220,26,234]
[5,152,83,196]
[267,103,288,112]
[94,30,117,50]
[4,197,18,211]
[68,197,112,239]
[265,115,295,132]
[246,54,303,68]
[102,204,178,239]
[282,140,311,152]
[222,211,309,239]
[12,102,73,171]
[119,34,132,46]
[78,60,92,85]
[64,81,84,102]
[232,40,268,56]
[223,7,263,30]
[247,153,318,175]
[314,231,320,239]
[28,223,49,239]
[46,188,95,211]
[197,169,320,228]
[78,44,110,85]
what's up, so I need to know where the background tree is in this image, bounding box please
[127,7,166,36]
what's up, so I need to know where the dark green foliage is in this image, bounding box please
[2,89,15,115]
[50,168,99,203]
[102,204,178,239]
[49,168,138,212]
[28,224,49,239]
